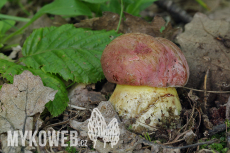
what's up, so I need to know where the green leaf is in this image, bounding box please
[21,24,122,83]
[126,0,157,16]
[0,60,69,117]
[0,0,7,10]
[0,19,16,37]
[38,0,92,16]
[82,0,110,3]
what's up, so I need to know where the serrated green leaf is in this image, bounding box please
[21,24,122,83]
[82,0,109,3]
[0,60,68,117]
[38,0,92,16]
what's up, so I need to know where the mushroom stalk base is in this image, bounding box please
[109,84,182,133]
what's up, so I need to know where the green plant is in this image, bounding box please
[0,0,156,117]
[65,141,77,153]
[0,0,16,47]
[225,119,230,128]
[200,132,228,153]
[144,132,151,141]
[2,0,93,44]
[160,26,165,33]
[0,25,121,116]
[1,0,158,45]
[195,0,210,11]
[127,125,132,130]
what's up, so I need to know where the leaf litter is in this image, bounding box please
[75,11,182,41]
[177,12,230,105]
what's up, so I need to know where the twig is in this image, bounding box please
[182,87,230,94]
[163,138,184,145]
[164,130,191,145]
[195,108,202,135]
[226,96,230,120]
[142,138,218,149]
[203,68,210,113]
[178,99,195,133]
[68,104,86,110]
[44,113,80,129]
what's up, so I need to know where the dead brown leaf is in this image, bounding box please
[176,12,230,104]
[0,70,57,152]
[68,83,106,108]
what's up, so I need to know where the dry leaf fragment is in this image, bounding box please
[0,70,57,152]
[176,12,230,103]
[68,83,106,108]
[183,130,196,144]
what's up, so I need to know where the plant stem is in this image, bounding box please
[2,13,42,44]
[17,0,30,16]
[116,0,123,33]
[0,14,30,22]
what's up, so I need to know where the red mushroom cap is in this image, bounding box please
[101,33,189,87]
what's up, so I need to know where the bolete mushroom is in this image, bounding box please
[101,33,189,133]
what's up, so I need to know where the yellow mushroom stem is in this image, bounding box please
[109,84,182,133]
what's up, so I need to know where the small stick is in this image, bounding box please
[178,98,195,133]
[181,87,230,94]
[164,129,191,145]
[142,138,218,149]
[203,68,210,113]
[195,108,202,135]
[226,96,230,120]
[68,104,86,110]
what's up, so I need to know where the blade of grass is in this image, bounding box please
[195,0,210,11]
[0,14,30,22]
[17,0,30,16]
[116,0,123,32]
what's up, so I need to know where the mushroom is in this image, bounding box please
[101,33,189,133]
